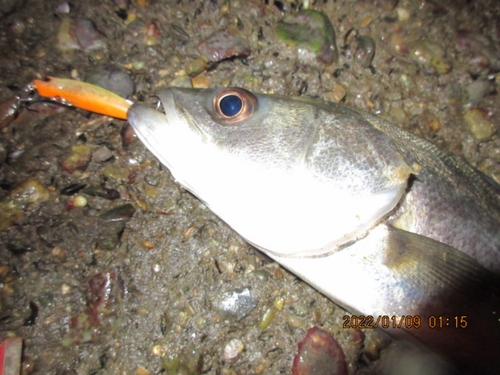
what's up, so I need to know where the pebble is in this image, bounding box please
[60,183,86,196]
[55,2,70,14]
[359,16,373,28]
[0,97,19,128]
[198,29,251,62]
[259,307,276,329]
[463,108,495,141]
[396,7,410,21]
[223,339,245,360]
[410,40,451,75]
[322,83,347,103]
[67,269,125,344]
[456,30,500,72]
[143,21,161,46]
[82,186,120,200]
[362,329,390,361]
[292,327,347,375]
[391,33,407,54]
[276,10,338,65]
[98,203,136,222]
[121,123,137,147]
[184,58,207,77]
[465,80,492,107]
[0,177,51,231]
[216,287,257,321]
[56,17,106,52]
[355,35,376,68]
[10,178,50,206]
[191,76,210,89]
[61,144,92,173]
[96,221,126,250]
[273,296,285,311]
[144,174,159,186]
[92,146,113,163]
[286,315,305,328]
[67,195,87,209]
[85,67,136,98]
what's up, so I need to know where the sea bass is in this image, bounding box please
[127,87,500,373]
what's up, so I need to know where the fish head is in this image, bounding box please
[128,87,411,257]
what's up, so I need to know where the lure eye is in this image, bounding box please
[213,88,258,125]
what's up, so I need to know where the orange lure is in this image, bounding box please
[32,77,132,120]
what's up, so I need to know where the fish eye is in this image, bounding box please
[220,95,243,117]
[213,88,258,125]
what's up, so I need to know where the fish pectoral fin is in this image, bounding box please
[383,226,500,372]
[383,226,497,296]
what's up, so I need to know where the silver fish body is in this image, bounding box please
[128,87,500,373]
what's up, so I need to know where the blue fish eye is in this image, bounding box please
[219,95,243,117]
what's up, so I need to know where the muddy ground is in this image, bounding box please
[0,0,499,374]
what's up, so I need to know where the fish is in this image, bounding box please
[127,87,500,374]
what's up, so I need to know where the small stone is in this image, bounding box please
[68,195,88,209]
[191,76,210,89]
[276,10,338,65]
[184,58,207,77]
[152,344,168,357]
[359,16,373,28]
[292,327,347,375]
[463,108,495,141]
[61,284,71,295]
[273,296,285,311]
[85,68,136,98]
[465,80,492,107]
[391,33,407,54]
[216,287,257,321]
[0,178,50,231]
[82,186,120,200]
[143,21,161,46]
[144,174,159,186]
[141,240,156,250]
[322,83,347,103]
[121,123,137,147]
[198,29,250,62]
[355,35,376,68]
[223,339,245,360]
[410,40,451,75]
[99,203,135,222]
[428,117,441,133]
[96,221,126,250]
[9,178,50,206]
[259,307,276,329]
[396,7,410,21]
[169,75,193,88]
[287,315,305,328]
[56,17,106,52]
[62,144,92,173]
[86,269,125,318]
[92,146,113,162]
[60,183,87,196]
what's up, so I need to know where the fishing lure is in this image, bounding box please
[31,77,131,119]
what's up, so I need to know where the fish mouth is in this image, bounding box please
[126,88,210,178]
[156,88,209,142]
[127,88,206,141]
